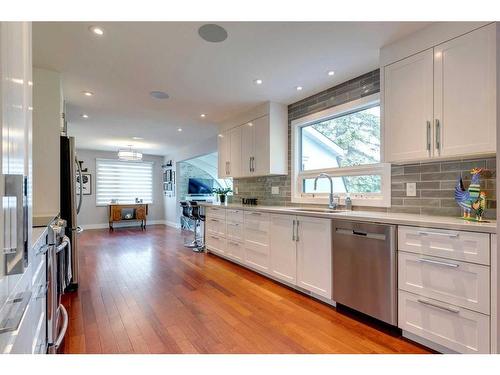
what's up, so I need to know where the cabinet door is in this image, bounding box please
[296,216,332,298]
[240,121,254,177]
[251,115,270,176]
[384,49,434,163]
[136,206,146,220]
[228,126,241,177]
[112,207,121,221]
[217,132,230,178]
[270,214,297,284]
[434,24,496,158]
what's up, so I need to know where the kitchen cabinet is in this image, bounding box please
[269,213,332,298]
[433,25,496,158]
[243,211,270,273]
[217,102,287,178]
[270,214,297,284]
[383,23,497,163]
[296,216,332,299]
[384,49,434,162]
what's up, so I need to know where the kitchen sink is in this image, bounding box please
[288,207,348,213]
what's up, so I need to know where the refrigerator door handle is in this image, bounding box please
[75,157,83,214]
[53,304,69,350]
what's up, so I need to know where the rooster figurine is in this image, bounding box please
[454,168,487,221]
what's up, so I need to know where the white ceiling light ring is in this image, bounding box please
[254,79,263,85]
[89,26,104,36]
[83,91,94,97]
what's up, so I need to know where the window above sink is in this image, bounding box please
[291,93,391,208]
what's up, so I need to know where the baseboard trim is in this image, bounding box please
[81,220,167,230]
[165,220,181,229]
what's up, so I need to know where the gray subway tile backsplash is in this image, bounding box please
[232,68,496,219]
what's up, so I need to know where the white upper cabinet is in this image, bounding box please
[383,23,497,163]
[384,49,434,163]
[434,24,496,158]
[217,102,287,178]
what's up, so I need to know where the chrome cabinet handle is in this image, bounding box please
[417,230,459,238]
[210,235,220,240]
[417,258,459,268]
[249,157,252,173]
[76,157,83,214]
[227,222,239,226]
[251,157,255,172]
[210,218,219,222]
[426,121,431,153]
[228,161,231,175]
[417,299,460,314]
[292,220,296,241]
[295,220,300,242]
[229,241,240,246]
[435,119,441,153]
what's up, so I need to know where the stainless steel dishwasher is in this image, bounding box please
[332,220,397,325]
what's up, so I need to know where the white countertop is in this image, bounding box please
[201,203,496,234]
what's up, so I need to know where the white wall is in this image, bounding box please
[76,149,165,228]
[32,67,62,217]
[163,135,218,227]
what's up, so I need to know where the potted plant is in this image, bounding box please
[213,187,232,204]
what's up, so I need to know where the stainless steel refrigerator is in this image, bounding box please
[60,136,83,291]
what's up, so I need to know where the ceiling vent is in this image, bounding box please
[198,24,228,43]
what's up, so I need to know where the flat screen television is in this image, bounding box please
[188,178,214,195]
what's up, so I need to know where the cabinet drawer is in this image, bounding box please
[226,239,245,262]
[244,211,270,236]
[398,290,490,354]
[398,226,490,265]
[206,234,226,255]
[226,209,244,223]
[398,251,490,314]
[245,245,270,273]
[226,221,243,241]
[207,207,226,220]
[206,217,226,237]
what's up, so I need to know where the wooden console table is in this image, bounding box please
[109,204,148,230]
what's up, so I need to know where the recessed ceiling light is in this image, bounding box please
[328,71,335,76]
[254,79,263,85]
[81,114,89,119]
[150,91,169,100]
[83,91,94,97]
[198,24,228,43]
[177,128,183,132]
[89,26,104,36]
[200,113,206,118]
[218,134,224,138]
[296,86,303,91]
[132,137,144,140]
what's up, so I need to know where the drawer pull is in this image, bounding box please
[210,235,220,240]
[417,230,459,238]
[417,299,460,314]
[227,223,240,226]
[248,212,261,215]
[210,219,220,222]
[417,258,459,268]
[34,283,48,300]
[229,241,240,246]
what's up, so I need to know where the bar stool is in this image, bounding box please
[180,201,197,248]
[189,202,205,252]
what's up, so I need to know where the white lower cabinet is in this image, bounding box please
[243,211,270,273]
[399,290,490,354]
[206,233,226,255]
[270,214,297,284]
[397,226,493,353]
[269,214,332,298]
[296,216,332,299]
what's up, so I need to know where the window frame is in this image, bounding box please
[95,158,154,207]
[291,93,391,208]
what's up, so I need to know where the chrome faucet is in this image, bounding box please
[314,173,337,209]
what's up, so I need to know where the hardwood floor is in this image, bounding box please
[60,225,431,354]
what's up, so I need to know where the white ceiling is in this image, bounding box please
[33,22,430,156]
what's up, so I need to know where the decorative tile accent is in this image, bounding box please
[231,68,496,219]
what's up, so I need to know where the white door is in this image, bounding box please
[217,131,230,178]
[270,214,297,284]
[228,126,242,178]
[434,24,496,158]
[296,216,332,298]
[240,121,254,177]
[251,115,270,176]
[384,49,434,163]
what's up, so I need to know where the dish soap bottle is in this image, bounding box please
[345,193,352,211]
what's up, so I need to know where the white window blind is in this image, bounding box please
[96,158,154,205]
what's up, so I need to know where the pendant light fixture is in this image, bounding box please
[118,145,143,161]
